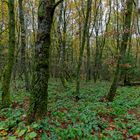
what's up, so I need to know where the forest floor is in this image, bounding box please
[0,80,140,140]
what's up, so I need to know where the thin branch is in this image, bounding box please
[53,0,64,10]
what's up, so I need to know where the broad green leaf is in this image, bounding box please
[41,132,48,140]
[18,129,27,137]
[8,136,17,140]
[28,131,37,139]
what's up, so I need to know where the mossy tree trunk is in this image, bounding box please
[107,0,133,102]
[28,0,63,122]
[94,32,100,83]
[18,0,30,91]
[86,33,91,81]
[86,11,91,82]
[123,37,132,86]
[58,2,67,88]
[1,0,15,108]
[75,0,92,98]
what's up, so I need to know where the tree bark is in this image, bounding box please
[57,2,67,88]
[18,0,30,91]
[28,0,63,122]
[86,9,92,81]
[1,0,15,108]
[75,0,92,98]
[107,0,133,102]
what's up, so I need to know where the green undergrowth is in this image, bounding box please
[0,80,140,139]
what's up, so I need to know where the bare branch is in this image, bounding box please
[53,0,64,10]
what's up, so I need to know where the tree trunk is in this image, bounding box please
[1,0,15,108]
[75,0,92,98]
[86,34,91,81]
[28,0,63,122]
[86,10,92,81]
[57,2,67,88]
[18,0,30,91]
[107,0,133,102]
[94,33,100,83]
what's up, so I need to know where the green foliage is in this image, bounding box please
[25,132,37,139]
[1,81,140,139]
